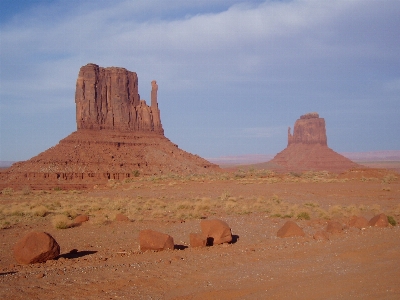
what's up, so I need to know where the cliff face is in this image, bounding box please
[75,63,163,134]
[288,112,327,146]
[270,112,359,173]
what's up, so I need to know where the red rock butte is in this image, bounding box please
[268,112,359,173]
[1,64,219,189]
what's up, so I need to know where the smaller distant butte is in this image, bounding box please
[0,64,219,190]
[267,112,360,173]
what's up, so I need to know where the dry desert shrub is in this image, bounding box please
[31,205,48,217]
[52,214,72,229]
[387,216,397,226]
[382,174,398,184]
[1,187,14,196]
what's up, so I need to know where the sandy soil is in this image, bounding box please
[1,169,400,299]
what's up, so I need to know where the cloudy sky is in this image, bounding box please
[1,0,399,161]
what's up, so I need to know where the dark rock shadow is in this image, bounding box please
[0,271,17,276]
[174,244,188,250]
[230,234,239,244]
[206,237,214,246]
[58,249,97,259]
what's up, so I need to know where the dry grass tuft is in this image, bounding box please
[52,214,73,229]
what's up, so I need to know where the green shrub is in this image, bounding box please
[388,216,397,226]
[297,212,311,220]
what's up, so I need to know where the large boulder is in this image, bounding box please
[368,213,389,227]
[189,233,207,248]
[139,229,174,251]
[200,219,232,245]
[348,216,368,229]
[74,214,89,224]
[13,232,60,264]
[277,221,305,238]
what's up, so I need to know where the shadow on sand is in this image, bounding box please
[58,249,98,260]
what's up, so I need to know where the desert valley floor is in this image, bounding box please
[1,167,400,299]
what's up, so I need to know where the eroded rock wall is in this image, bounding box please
[288,113,327,146]
[75,63,163,134]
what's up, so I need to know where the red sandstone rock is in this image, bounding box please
[277,221,305,238]
[13,232,60,264]
[200,219,232,245]
[349,216,368,229]
[313,230,330,241]
[326,221,343,234]
[368,213,389,227]
[0,64,219,190]
[190,233,207,248]
[268,112,359,173]
[115,213,130,222]
[74,215,89,223]
[288,112,327,146]
[139,230,174,252]
[75,64,163,134]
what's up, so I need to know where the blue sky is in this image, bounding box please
[0,0,399,161]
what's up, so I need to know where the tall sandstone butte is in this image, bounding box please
[75,63,163,134]
[1,64,218,189]
[269,112,359,173]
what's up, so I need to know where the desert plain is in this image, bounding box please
[1,166,399,299]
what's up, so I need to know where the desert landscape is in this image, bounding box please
[0,63,399,299]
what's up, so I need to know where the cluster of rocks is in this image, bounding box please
[139,219,233,251]
[276,213,391,241]
[13,213,392,265]
[12,218,233,264]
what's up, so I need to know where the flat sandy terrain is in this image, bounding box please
[1,168,399,299]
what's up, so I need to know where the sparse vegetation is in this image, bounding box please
[52,214,72,229]
[0,169,399,226]
[387,215,397,226]
[297,212,311,220]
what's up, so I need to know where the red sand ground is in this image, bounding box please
[1,168,400,299]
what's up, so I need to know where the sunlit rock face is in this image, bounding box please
[75,63,163,134]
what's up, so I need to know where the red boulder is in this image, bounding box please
[139,229,174,251]
[368,213,389,227]
[348,216,368,229]
[13,232,60,264]
[277,221,305,238]
[190,233,207,248]
[200,219,232,245]
[74,214,89,223]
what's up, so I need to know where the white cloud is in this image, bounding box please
[1,0,400,159]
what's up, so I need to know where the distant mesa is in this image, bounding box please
[1,63,219,189]
[267,112,359,173]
